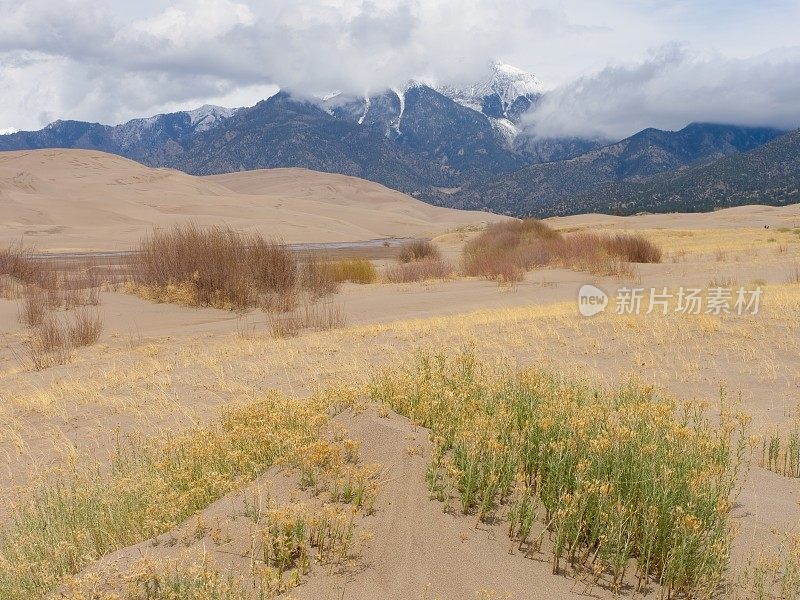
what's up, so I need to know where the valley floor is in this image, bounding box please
[2,204,800,598]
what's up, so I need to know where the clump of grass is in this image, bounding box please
[0,243,44,286]
[268,301,346,338]
[66,308,103,347]
[462,220,660,281]
[0,388,357,599]
[370,351,747,596]
[383,258,453,283]
[18,287,47,327]
[321,259,377,284]
[398,240,441,263]
[125,560,245,600]
[130,224,315,310]
[730,538,800,599]
[27,314,72,370]
[786,265,800,284]
[761,427,800,478]
[24,307,103,370]
[122,495,362,599]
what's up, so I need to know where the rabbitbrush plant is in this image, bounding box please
[371,350,748,597]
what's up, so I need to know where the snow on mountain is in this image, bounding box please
[439,61,544,117]
[185,105,241,131]
[489,117,520,145]
[0,127,19,135]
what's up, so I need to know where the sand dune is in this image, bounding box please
[0,149,503,252]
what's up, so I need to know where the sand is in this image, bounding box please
[2,150,800,598]
[0,149,503,252]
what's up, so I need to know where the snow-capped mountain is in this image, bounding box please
[319,63,544,149]
[185,105,241,132]
[440,62,545,114]
[438,62,545,143]
[1,67,783,219]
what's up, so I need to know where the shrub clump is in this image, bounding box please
[398,240,441,263]
[462,220,662,281]
[129,224,338,310]
[383,258,453,283]
[371,351,746,597]
[321,258,377,284]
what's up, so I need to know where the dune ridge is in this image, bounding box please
[0,149,502,252]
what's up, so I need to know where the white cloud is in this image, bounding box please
[524,45,800,140]
[0,0,799,136]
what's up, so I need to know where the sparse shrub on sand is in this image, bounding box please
[123,498,359,599]
[130,224,327,310]
[462,220,660,281]
[66,307,103,348]
[371,351,746,597]
[268,301,346,338]
[25,308,103,370]
[762,427,800,478]
[0,388,369,599]
[0,243,44,286]
[18,287,47,327]
[398,240,441,263]
[322,258,377,284]
[383,258,453,283]
[27,314,72,370]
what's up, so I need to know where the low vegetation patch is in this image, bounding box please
[130,224,339,310]
[0,388,361,599]
[398,240,441,263]
[462,219,662,281]
[0,243,44,286]
[371,351,746,597]
[321,258,377,284]
[25,307,103,370]
[761,427,800,478]
[268,301,346,338]
[383,258,453,283]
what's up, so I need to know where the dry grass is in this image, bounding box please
[462,220,659,281]
[18,287,47,327]
[321,259,377,284]
[398,240,441,263]
[25,308,103,370]
[67,308,103,348]
[268,301,346,338]
[787,265,800,284]
[383,258,453,283]
[0,388,362,599]
[0,243,44,286]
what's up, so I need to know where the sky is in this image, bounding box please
[2,0,800,139]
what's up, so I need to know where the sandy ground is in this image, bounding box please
[2,182,800,597]
[0,149,503,252]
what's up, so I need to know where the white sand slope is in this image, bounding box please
[0,149,504,252]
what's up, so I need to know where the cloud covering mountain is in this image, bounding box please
[1,0,800,139]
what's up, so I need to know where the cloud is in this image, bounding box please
[524,45,800,140]
[0,0,799,136]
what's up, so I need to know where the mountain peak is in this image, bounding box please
[487,61,546,99]
[439,62,544,113]
[185,104,240,131]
